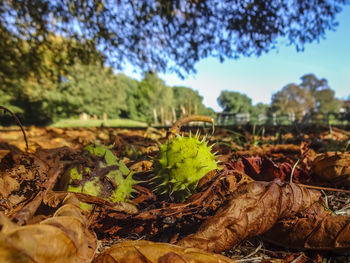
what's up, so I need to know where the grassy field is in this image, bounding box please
[51,118,148,128]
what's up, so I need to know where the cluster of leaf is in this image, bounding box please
[217,90,269,118]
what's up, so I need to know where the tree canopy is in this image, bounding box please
[217,91,253,113]
[270,83,315,116]
[1,0,348,76]
[270,74,342,118]
[51,63,128,120]
[173,86,214,117]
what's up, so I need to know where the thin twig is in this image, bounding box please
[291,254,304,263]
[170,115,214,135]
[297,183,350,194]
[0,105,28,151]
[242,241,263,259]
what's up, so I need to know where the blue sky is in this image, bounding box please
[122,5,350,112]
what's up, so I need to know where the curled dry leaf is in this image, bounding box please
[263,202,350,251]
[0,153,52,217]
[0,147,74,220]
[312,152,350,187]
[94,240,236,263]
[300,141,317,171]
[0,195,97,263]
[228,156,309,183]
[176,180,321,253]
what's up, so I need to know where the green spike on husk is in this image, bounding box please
[152,133,219,202]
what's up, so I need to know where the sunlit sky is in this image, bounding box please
[121,5,350,112]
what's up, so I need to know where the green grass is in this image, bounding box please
[51,118,148,128]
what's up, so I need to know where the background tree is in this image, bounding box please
[135,72,174,124]
[300,74,342,114]
[344,96,350,121]
[300,74,329,94]
[0,34,104,124]
[49,63,128,120]
[217,91,254,113]
[270,83,315,118]
[0,0,347,76]
[172,86,214,118]
[314,88,342,115]
[270,74,341,119]
[117,73,140,120]
[250,102,269,121]
[252,103,269,114]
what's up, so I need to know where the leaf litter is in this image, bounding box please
[0,116,350,262]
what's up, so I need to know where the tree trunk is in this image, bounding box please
[180,105,186,117]
[160,106,165,126]
[172,107,176,123]
[153,108,159,125]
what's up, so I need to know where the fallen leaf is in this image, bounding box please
[0,174,20,198]
[176,180,321,252]
[0,195,97,263]
[94,240,236,263]
[312,152,350,187]
[320,127,350,141]
[0,150,9,163]
[0,150,52,215]
[228,156,309,183]
[263,202,350,251]
[0,147,75,223]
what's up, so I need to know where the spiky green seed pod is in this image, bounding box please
[152,133,218,202]
[67,145,138,210]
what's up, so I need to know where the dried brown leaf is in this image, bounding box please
[312,152,350,187]
[0,150,10,163]
[0,195,97,263]
[176,180,321,253]
[320,127,350,141]
[228,156,309,183]
[94,240,236,263]
[263,202,350,251]
[0,174,20,198]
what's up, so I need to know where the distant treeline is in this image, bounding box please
[1,35,349,126]
[216,73,350,125]
[0,60,214,125]
[0,35,213,125]
[216,111,350,126]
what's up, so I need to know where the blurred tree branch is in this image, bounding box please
[1,0,348,77]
